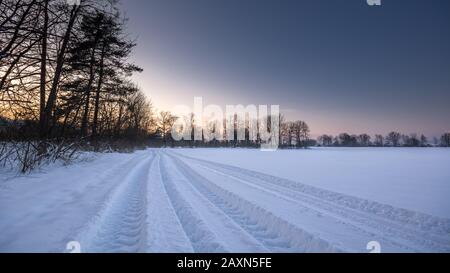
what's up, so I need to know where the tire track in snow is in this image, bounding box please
[0,150,151,252]
[169,151,450,253]
[188,162,420,252]
[146,152,194,252]
[159,152,269,253]
[75,152,154,253]
[195,161,450,252]
[201,165,450,252]
[164,151,339,252]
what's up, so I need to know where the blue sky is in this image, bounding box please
[121,0,450,136]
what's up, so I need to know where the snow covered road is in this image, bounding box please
[1,149,449,253]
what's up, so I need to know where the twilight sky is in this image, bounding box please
[121,0,450,137]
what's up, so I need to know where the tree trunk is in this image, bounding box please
[92,43,106,137]
[116,103,123,135]
[42,3,81,138]
[80,63,95,137]
[39,0,49,138]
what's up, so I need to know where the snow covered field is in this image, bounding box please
[174,148,450,219]
[0,148,449,253]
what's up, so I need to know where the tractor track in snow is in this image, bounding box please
[168,151,450,253]
[163,152,339,252]
[158,152,270,252]
[75,153,155,252]
[0,150,152,252]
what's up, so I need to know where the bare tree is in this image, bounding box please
[157,111,176,145]
[441,133,450,147]
[420,134,428,147]
[126,90,152,137]
[386,131,401,147]
[357,134,371,146]
[374,134,384,146]
[338,133,357,147]
[318,134,333,146]
[297,120,310,148]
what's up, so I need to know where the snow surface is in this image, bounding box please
[0,148,449,253]
[174,147,450,219]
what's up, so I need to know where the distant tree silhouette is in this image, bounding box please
[318,135,333,146]
[441,133,450,147]
[357,134,371,146]
[386,131,401,147]
[337,133,358,147]
[374,134,384,146]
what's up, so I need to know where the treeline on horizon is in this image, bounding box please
[159,126,450,149]
[317,132,450,148]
